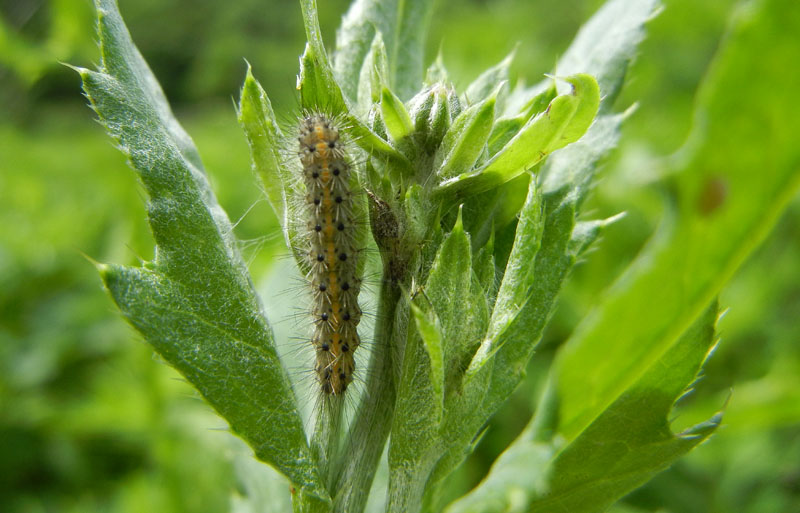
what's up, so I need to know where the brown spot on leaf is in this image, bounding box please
[698,176,728,216]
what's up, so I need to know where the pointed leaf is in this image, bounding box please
[388,214,489,513]
[381,86,414,142]
[356,31,389,115]
[482,180,544,348]
[411,301,445,418]
[238,68,295,249]
[426,215,487,390]
[76,0,325,499]
[434,90,498,180]
[297,41,347,115]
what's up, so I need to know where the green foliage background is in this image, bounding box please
[1,0,798,512]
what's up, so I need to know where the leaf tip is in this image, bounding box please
[96,261,121,288]
[455,204,465,231]
[603,211,627,226]
[76,249,104,272]
[66,62,94,83]
[487,81,506,104]
[61,61,86,74]
[242,59,256,86]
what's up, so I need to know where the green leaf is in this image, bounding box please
[554,75,603,147]
[381,86,414,142]
[237,67,294,249]
[356,31,389,116]
[351,114,413,170]
[297,41,347,115]
[437,74,600,203]
[75,0,326,501]
[489,84,556,158]
[297,0,346,114]
[334,0,436,101]
[446,302,721,513]
[411,301,445,420]
[393,214,476,433]
[487,115,530,158]
[434,89,498,180]
[555,0,800,442]
[427,214,488,392]
[481,179,544,350]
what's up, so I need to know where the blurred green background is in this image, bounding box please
[1,0,798,512]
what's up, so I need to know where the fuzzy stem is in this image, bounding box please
[312,396,345,488]
[293,400,344,512]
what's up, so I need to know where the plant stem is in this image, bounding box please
[311,396,345,489]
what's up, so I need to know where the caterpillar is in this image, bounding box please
[297,114,363,396]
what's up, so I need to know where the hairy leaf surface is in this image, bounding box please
[77,0,325,500]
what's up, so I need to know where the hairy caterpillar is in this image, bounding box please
[297,114,363,395]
